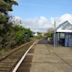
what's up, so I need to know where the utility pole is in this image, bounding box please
[54,20,56,48]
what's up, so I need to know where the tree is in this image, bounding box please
[0,0,18,48]
[46,28,54,37]
[0,0,18,13]
[0,0,18,23]
[0,0,33,49]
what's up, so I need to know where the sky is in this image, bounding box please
[12,0,72,32]
[12,0,72,19]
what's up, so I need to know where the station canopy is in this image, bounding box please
[56,21,72,33]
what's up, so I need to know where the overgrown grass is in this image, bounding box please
[0,41,34,60]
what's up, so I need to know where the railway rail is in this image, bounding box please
[16,44,35,72]
[0,41,37,72]
[16,40,72,72]
[16,44,72,72]
[0,39,72,72]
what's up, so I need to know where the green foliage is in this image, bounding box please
[15,25,33,44]
[0,0,33,49]
[46,28,54,38]
[35,32,43,39]
[0,13,8,23]
[0,23,33,48]
[0,0,18,12]
[47,32,53,37]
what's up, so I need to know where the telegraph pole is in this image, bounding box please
[54,20,56,48]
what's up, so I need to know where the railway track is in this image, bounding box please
[1,39,72,72]
[0,41,37,72]
[16,45,35,72]
[15,39,72,72]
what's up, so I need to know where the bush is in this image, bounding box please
[14,25,33,45]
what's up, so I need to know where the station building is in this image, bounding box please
[54,21,72,47]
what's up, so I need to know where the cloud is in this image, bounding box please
[54,13,72,25]
[23,16,52,32]
[12,13,72,32]
[9,16,23,25]
[57,13,72,24]
[50,13,72,27]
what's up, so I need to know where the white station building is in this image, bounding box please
[54,20,72,47]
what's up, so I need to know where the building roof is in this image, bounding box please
[56,21,72,33]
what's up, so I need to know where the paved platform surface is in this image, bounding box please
[29,44,72,72]
[17,39,72,72]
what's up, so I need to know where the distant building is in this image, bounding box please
[33,32,38,36]
[54,21,72,47]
